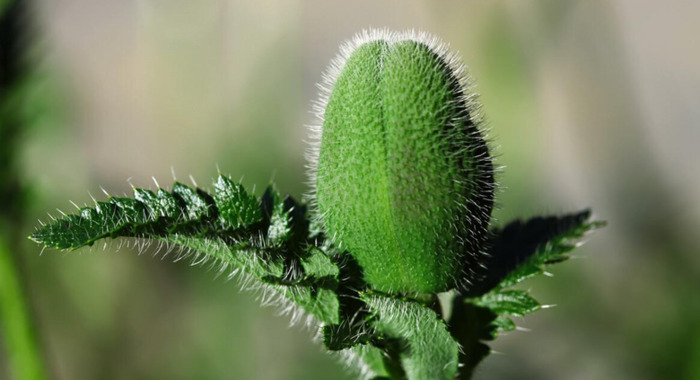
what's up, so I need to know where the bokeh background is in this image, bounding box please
[1,0,699,379]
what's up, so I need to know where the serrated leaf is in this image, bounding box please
[172,182,214,222]
[213,176,261,229]
[31,201,126,249]
[261,187,290,246]
[301,247,339,279]
[108,197,150,227]
[491,315,516,332]
[472,289,540,317]
[260,187,309,254]
[30,175,340,325]
[450,210,604,377]
[133,188,179,220]
[362,294,460,380]
[30,175,262,250]
[465,209,603,296]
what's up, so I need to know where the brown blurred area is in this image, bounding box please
[3,0,699,379]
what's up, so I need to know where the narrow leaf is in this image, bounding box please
[30,176,341,325]
[30,175,261,249]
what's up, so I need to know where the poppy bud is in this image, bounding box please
[310,30,494,293]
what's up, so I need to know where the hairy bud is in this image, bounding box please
[309,30,494,293]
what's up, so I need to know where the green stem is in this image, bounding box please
[0,237,47,380]
[449,297,494,380]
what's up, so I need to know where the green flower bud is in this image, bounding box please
[309,30,494,294]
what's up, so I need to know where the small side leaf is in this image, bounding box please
[451,210,604,377]
[472,289,540,317]
[213,176,261,230]
[465,209,603,296]
[491,315,516,333]
[133,188,179,220]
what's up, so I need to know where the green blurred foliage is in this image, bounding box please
[1,1,48,379]
[2,1,698,379]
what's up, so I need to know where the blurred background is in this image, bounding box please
[1,0,699,379]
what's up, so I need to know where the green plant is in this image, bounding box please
[30,29,603,380]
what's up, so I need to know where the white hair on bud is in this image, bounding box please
[304,28,499,294]
[304,28,489,208]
